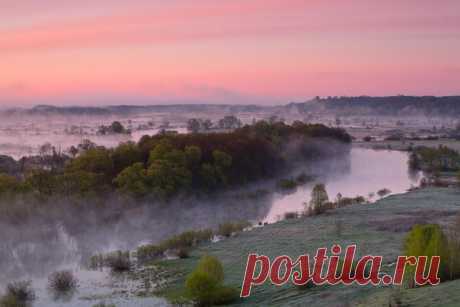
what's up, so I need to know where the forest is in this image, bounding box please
[0,121,351,202]
[294,95,460,116]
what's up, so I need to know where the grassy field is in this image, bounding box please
[153,187,460,306]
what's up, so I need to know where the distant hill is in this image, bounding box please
[287,96,460,116]
[0,104,276,117]
[2,96,460,117]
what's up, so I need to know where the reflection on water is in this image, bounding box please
[0,148,416,306]
[265,148,419,222]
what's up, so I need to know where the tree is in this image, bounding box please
[146,159,192,199]
[187,118,201,133]
[111,142,142,174]
[114,163,149,198]
[110,121,125,134]
[218,115,242,130]
[195,255,224,284]
[0,173,19,197]
[212,150,232,185]
[308,184,329,214]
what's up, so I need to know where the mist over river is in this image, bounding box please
[0,148,418,306]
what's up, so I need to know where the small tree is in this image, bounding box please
[404,224,449,286]
[308,184,329,215]
[185,255,237,306]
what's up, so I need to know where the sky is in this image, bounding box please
[1,0,460,106]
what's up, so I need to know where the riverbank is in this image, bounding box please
[152,186,460,306]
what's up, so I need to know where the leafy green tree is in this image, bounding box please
[212,150,232,185]
[196,255,224,284]
[58,170,104,198]
[0,174,19,197]
[25,170,58,197]
[110,121,125,134]
[111,142,142,174]
[200,163,218,191]
[185,255,237,306]
[184,146,202,169]
[148,140,175,164]
[404,224,450,285]
[114,163,149,198]
[146,160,191,199]
[66,148,114,183]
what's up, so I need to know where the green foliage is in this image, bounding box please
[136,229,213,263]
[25,170,57,197]
[58,170,103,197]
[411,145,460,172]
[195,255,224,284]
[111,142,142,174]
[0,174,20,197]
[147,159,192,199]
[66,148,114,183]
[404,224,450,284]
[185,255,238,306]
[0,122,351,199]
[113,163,149,198]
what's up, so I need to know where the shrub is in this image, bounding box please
[404,224,450,286]
[137,244,164,263]
[48,270,78,293]
[217,221,251,237]
[185,255,238,306]
[106,251,131,272]
[195,255,224,284]
[0,281,35,307]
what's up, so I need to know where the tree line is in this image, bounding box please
[0,121,351,201]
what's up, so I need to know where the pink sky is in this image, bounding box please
[1,0,459,105]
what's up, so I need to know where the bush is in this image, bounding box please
[185,255,237,306]
[404,224,450,286]
[48,270,78,293]
[0,281,35,307]
[137,244,164,263]
[106,251,131,272]
[195,255,224,284]
[217,221,251,237]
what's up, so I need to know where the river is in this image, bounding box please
[0,148,419,306]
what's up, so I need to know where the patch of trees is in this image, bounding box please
[0,121,350,201]
[409,146,460,173]
[187,115,242,133]
[295,96,460,117]
[97,121,130,135]
[404,220,460,287]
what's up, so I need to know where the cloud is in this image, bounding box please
[1,0,459,53]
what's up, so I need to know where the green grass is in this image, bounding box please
[153,187,460,306]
